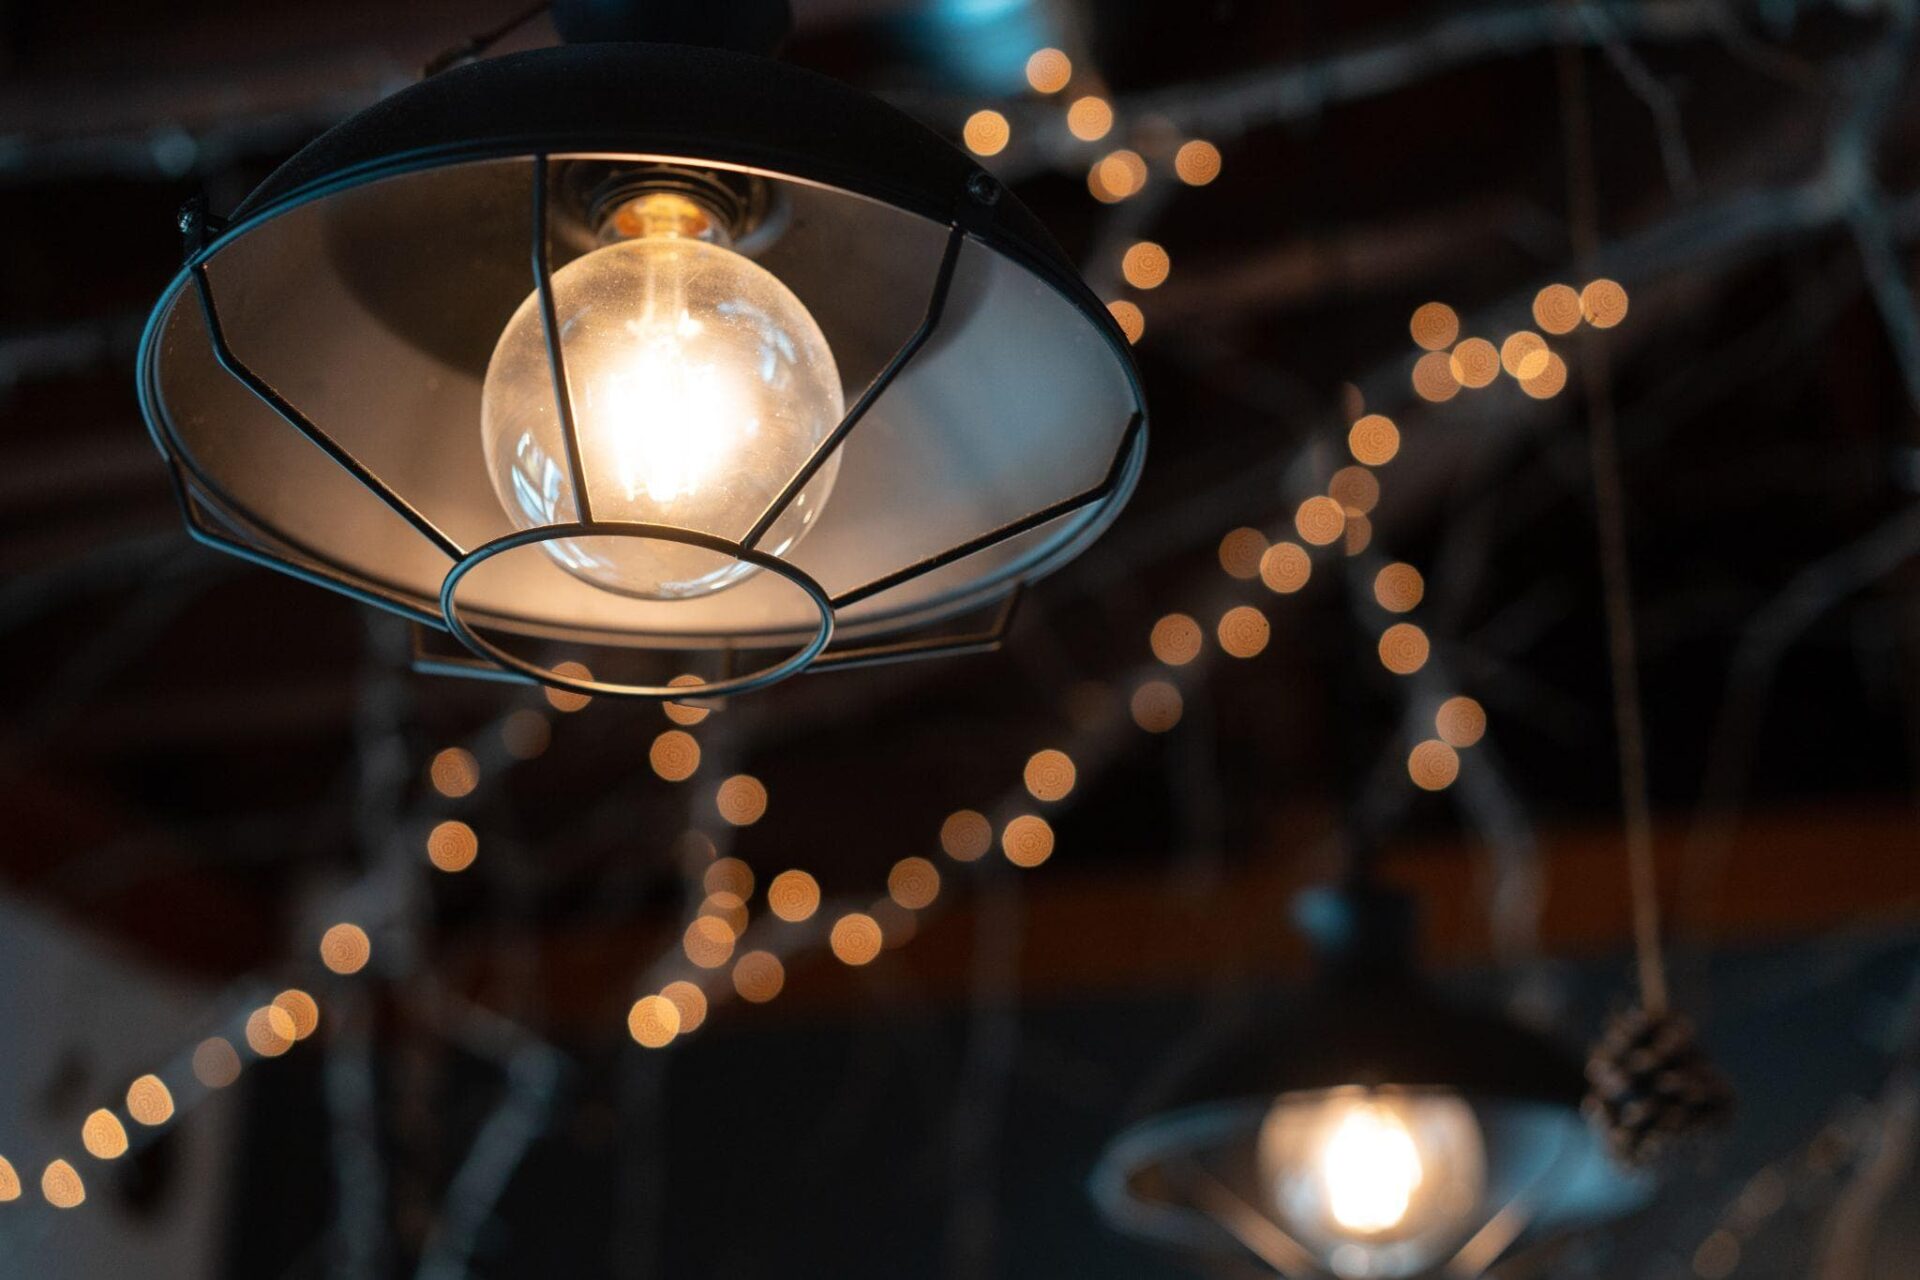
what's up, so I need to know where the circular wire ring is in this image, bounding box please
[439,522,834,699]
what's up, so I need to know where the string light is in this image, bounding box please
[1091,148,1147,201]
[963,109,1010,156]
[1294,496,1346,546]
[1174,139,1222,186]
[543,661,592,712]
[1066,95,1113,141]
[429,747,478,798]
[1121,241,1170,289]
[1374,563,1424,613]
[662,673,712,726]
[1448,337,1499,389]
[1581,278,1629,328]
[1521,352,1569,399]
[830,913,884,965]
[887,857,941,909]
[1348,414,1400,465]
[1259,541,1311,594]
[650,729,701,782]
[1001,814,1055,867]
[660,980,708,1033]
[1024,748,1077,801]
[81,1110,127,1160]
[683,916,736,969]
[246,1004,296,1057]
[1130,680,1184,732]
[715,774,768,826]
[426,819,478,872]
[1435,696,1488,747]
[1378,622,1431,675]
[40,1160,84,1209]
[1150,613,1204,665]
[1328,466,1380,515]
[0,1157,17,1202]
[1533,283,1582,335]
[1217,605,1271,658]
[192,1037,241,1088]
[1408,739,1461,790]
[126,1075,174,1127]
[1218,526,1269,579]
[273,989,320,1040]
[1500,331,1550,379]
[1026,47,1072,94]
[940,809,994,861]
[767,869,821,922]
[1411,350,1460,402]
[1108,300,1145,343]
[1409,302,1459,351]
[320,922,371,975]
[628,994,680,1048]
[732,950,785,1002]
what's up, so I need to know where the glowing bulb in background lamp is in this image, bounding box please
[1257,1087,1487,1278]
[481,194,844,599]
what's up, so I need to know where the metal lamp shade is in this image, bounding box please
[138,44,1145,697]
[1090,985,1651,1278]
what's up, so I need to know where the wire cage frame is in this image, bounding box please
[141,55,1149,701]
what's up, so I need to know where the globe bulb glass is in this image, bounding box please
[1256,1087,1486,1279]
[482,234,844,598]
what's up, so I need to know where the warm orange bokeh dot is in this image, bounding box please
[1259,541,1311,594]
[501,709,551,759]
[320,923,371,975]
[544,661,593,712]
[660,980,708,1033]
[1412,350,1460,402]
[429,747,478,799]
[126,1075,174,1127]
[1328,465,1380,515]
[888,856,942,910]
[1408,739,1461,790]
[767,869,820,922]
[732,950,786,1003]
[699,891,748,937]
[1373,562,1425,613]
[705,856,755,900]
[82,1109,127,1160]
[193,1037,241,1089]
[1533,283,1582,335]
[1026,47,1072,94]
[426,819,478,872]
[963,109,1010,156]
[1521,352,1569,399]
[1129,680,1184,732]
[1216,606,1271,658]
[1348,414,1400,466]
[1002,814,1056,868]
[274,989,321,1040]
[246,1004,296,1057]
[662,673,712,726]
[1066,95,1113,141]
[715,774,768,826]
[1295,495,1346,546]
[1581,278,1629,328]
[1121,241,1170,289]
[1436,696,1488,748]
[1409,302,1459,351]
[649,730,701,782]
[0,1158,17,1202]
[1174,139,1222,186]
[1091,148,1147,201]
[628,994,680,1048]
[830,913,884,966]
[1024,748,1077,802]
[1449,337,1500,389]
[1378,622,1431,675]
[41,1160,84,1209]
[940,809,994,862]
[1150,613,1204,666]
[1500,331,1550,380]
[1108,299,1145,343]
[683,916,736,969]
[1218,526,1269,579]
[1343,514,1373,556]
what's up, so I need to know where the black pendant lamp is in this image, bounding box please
[137,0,1145,699]
[1091,885,1649,1279]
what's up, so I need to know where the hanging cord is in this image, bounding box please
[422,2,552,78]
[1553,16,1667,1015]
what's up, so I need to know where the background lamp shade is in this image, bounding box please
[137,43,1146,698]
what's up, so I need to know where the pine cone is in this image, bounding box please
[1584,1004,1734,1167]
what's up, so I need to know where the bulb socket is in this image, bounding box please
[579,164,776,250]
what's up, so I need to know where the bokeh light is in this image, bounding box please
[732,950,785,1003]
[1500,330,1550,379]
[41,1160,83,1209]
[1373,562,1426,613]
[887,856,941,910]
[649,730,701,782]
[1408,739,1461,790]
[699,891,749,937]
[1217,606,1271,658]
[1002,815,1055,868]
[126,1075,174,1127]
[1533,283,1582,335]
[963,109,1010,156]
[1174,139,1222,185]
[683,916,736,969]
[320,923,371,975]
[660,980,708,1033]
[1130,680,1184,732]
[1328,465,1380,515]
[1090,148,1147,201]
[1121,241,1170,289]
[716,774,768,826]
[273,989,320,1040]
[662,673,712,726]
[1066,95,1113,141]
[1259,541,1312,594]
[544,661,593,712]
[1409,302,1459,351]
[1436,695,1488,747]
[1343,514,1373,556]
[1581,278,1629,328]
[0,1157,17,1202]
[1218,526,1269,579]
[1378,622,1431,674]
[1348,414,1400,466]
[500,709,550,759]
[1150,613,1204,665]
[1295,495,1347,546]
[628,994,680,1048]
[705,857,754,900]
[426,819,477,872]
[1107,299,1144,343]
[1024,748,1077,801]
[940,809,994,861]
[246,1004,296,1057]
[1521,351,1569,399]
[1412,350,1461,402]
[193,1037,241,1089]
[1449,337,1500,389]
[1025,47,1072,93]
[830,913,884,966]
[767,869,820,922]
[82,1109,127,1160]
[429,747,478,799]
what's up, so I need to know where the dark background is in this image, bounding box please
[1,0,1917,1276]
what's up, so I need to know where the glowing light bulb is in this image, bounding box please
[482,195,844,599]
[1257,1088,1487,1279]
